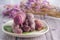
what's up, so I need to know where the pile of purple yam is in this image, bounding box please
[12,12,43,34]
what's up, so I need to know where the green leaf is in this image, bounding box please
[4,25,13,32]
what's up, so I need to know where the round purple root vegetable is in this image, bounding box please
[35,19,43,31]
[12,24,23,34]
[13,10,26,25]
[22,25,31,32]
[26,13,35,31]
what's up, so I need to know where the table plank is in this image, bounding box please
[45,31,53,40]
[51,20,60,40]
[45,17,60,40]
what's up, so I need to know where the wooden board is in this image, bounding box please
[0,15,60,40]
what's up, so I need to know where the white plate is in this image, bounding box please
[2,20,49,38]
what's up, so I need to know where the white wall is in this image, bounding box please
[48,0,60,7]
[0,0,28,5]
[0,0,22,5]
[0,0,60,7]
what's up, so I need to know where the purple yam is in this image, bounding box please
[22,25,31,32]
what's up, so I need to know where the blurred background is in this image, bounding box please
[0,0,60,18]
[0,0,60,7]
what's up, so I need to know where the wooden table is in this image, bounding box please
[0,15,60,40]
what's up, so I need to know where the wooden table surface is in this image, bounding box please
[0,15,60,40]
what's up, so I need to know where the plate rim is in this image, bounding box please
[2,20,49,37]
